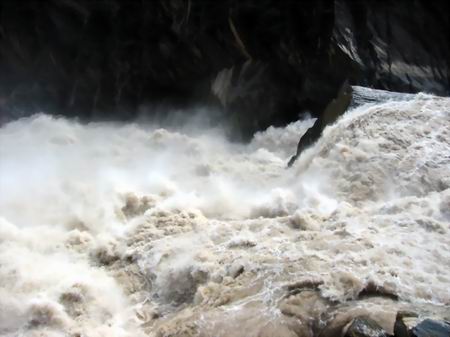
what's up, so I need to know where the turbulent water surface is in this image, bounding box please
[0,91,449,336]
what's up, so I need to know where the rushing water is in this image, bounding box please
[0,90,449,336]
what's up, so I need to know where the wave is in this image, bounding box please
[0,90,449,336]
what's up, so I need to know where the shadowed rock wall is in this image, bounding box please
[0,0,448,138]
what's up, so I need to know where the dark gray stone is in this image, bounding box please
[412,319,450,337]
[394,311,418,337]
[0,0,448,141]
[345,317,389,337]
[288,81,352,167]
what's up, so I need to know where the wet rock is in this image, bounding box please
[349,86,415,110]
[288,81,352,166]
[334,1,449,95]
[412,319,450,337]
[318,304,399,337]
[394,312,450,337]
[2,1,448,140]
[344,317,389,337]
[394,311,419,337]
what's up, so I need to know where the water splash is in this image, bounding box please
[0,91,449,336]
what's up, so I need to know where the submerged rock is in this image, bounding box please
[288,81,353,166]
[344,317,389,337]
[412,319,450,337]
[394,311,419,337]
[394,312,450,337]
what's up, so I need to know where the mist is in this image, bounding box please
[1,90,449,336]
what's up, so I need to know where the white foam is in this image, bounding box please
[0,93,449,336]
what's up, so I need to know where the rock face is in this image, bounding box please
[334,1,450,95]
[344,317,388,337]
[0,0,449,139]
[412,319,450,337]
[395,315,450,337]
[288,81,353,166]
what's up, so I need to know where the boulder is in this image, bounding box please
[412,319,450,337]
[344,317,389,337]
[394,311,419,337]
[288,81,352,166]
[394,312,450,337]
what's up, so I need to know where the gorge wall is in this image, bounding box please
[0,0,449,139]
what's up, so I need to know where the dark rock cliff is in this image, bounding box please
[1,0,449,140]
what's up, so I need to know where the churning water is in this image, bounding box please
[0,90,449,336]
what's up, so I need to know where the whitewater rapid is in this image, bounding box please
[0,91,449,336]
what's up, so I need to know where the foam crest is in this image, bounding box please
[1,92,449,336]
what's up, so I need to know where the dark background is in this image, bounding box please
[0,0,449,139]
